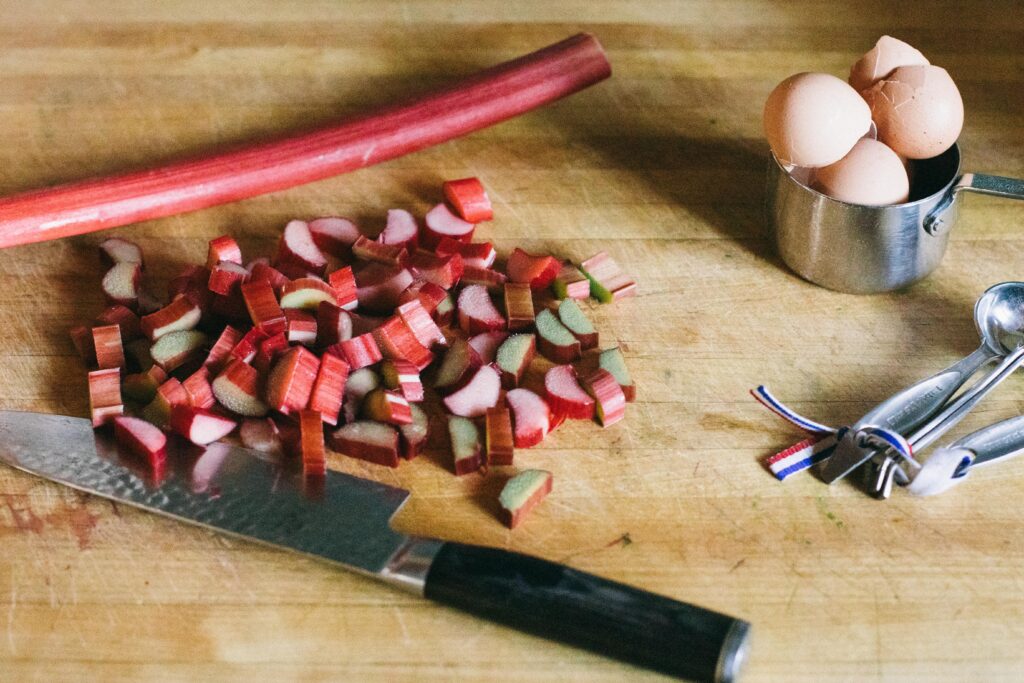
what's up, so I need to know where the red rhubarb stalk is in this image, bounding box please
[0,34,609,249]
[443,177,493,223]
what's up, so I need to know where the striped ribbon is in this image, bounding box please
[752,385,914,481]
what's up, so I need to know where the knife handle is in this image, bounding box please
[420,541,751,682]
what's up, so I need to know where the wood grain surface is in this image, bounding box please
[2,2,1024,681]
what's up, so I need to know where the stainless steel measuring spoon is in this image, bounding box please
[819,282,1024,484]
[906,414,1024,496]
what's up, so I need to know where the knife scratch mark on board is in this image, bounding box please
[6,574,16,656]
[393,606,411,645]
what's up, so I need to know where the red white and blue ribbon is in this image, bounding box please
[752,385,915,481]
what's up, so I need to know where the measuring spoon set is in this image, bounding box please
[757,282,1024,497]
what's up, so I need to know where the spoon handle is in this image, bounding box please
[909,345,1024,452]
[819,346,994,483]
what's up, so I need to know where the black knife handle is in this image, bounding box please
[423,542,751,682]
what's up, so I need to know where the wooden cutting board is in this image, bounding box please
[2,3,1023,681]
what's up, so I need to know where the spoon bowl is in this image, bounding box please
[975,281,1024,355]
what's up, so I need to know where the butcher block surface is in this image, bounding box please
[1,2,1023,681]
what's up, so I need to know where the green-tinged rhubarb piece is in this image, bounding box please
[448,416,483,475]
[499,469,553,529]
[579,251,637,303]
[557,299,598,349]
[535,309,580,363]
[495,334,536,389]
[599,346,635,402]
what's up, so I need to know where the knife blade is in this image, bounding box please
[0,411,751,682]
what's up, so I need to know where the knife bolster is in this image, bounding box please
[379,537,445,594]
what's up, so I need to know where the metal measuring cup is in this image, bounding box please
[766,143,1024,293]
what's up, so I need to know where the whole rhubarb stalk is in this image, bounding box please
[0,34,610,249]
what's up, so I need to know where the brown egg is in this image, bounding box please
[811,138,910,206]
[764,72,872,168]
[849,35,929,92]
[862,65,963,159]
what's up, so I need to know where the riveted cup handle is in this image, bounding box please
[925,173,1024,235]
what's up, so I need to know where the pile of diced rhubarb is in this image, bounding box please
[72,177,636,527]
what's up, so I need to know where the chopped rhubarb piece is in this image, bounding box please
[213,359,268,416]
[70,325,97,367]
[88,367,123,427]
[399,404,430,460]
[336,332,383,370]
[207,261,249,296]
[382,359,424,402]
[495,334,536,388]
[552,261,590,300]
[141,296,201,340]
[582,368,627,427]
[507,248,560,290]
[123,338,154,372]
[249,262,291,296]
[170,405,237,446]
[299,410,326,479]
[316,301,353,347]
[448,416,483,475]
[327,266,358,311]
[239,417,284,458]
[95,305,142,341]
[557,299,598,349]
[308,353,349,426]
[99,237,143,267]
[485,407,514,466]
[113,416,167,476]
[499,469,552,529]
[460,265,507,293]
[265,346,320,416]
[579,251,637,302]
[535,309,581,363]
[396,299,446,349]
[278,274,337,313]
[168,265,211,312]
[443,365,501,418]
[182,366,216,409]
[443,177,493,223]
[341,367,381,423]
[468,331,509,365]
[355,263,414,313]
[399,279,447,314]
[543,365,595,420]
[506,388,551,448]
[373,316,433,370]
[352,235,408,267]
[276,219,328,275]
[102,262,142,308]
[92,324,125,370]
[458,284,506,335]
[434,338,483,394]
[150,330,208,372]
[422,203,475,248]
[436,237,497,269]
[433,290,455,326]
[599,346,636,402]
[206,235,243,269]
[284,309,317,345]
[379,209,419,252]
[408,250,463,290]
[348,311,385,336]
[204,325,243,373]
[231,326,270,364]
[253,332,288,374]
[122,365,168,404]
[329,421,400,468]
[504,283,535,331]
[363,388,414,426]
[241,280,286,334]
[309,216,362,257]
[142,377,188,427]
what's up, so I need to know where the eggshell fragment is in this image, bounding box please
[764,72,872,168]
[811,139,910,206]
[862,64,963,159]
[849,35,929,92]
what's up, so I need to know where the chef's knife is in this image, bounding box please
[0,411,750,682]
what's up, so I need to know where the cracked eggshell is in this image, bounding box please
[863,64,963,159]
[763,72,872,168]
[849,35,929,92]
[811,138,910,206]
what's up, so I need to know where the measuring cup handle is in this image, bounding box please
[925,173,1024,235]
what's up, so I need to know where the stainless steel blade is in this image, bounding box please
[0,411,412,576]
